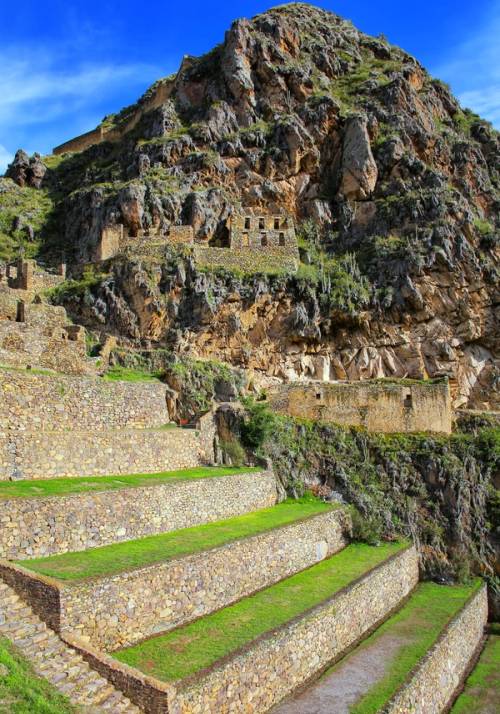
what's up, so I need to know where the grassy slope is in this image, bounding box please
[0,466,261,500]
[21,498,335,581]
[101,365,163,382]
[0,637,74,714]
[347,580,482,713]
[114,541,407,682]
[451,624,500,714]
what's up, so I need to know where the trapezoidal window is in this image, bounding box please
[274,218,280,230]
[244,217,251,229]
[259,218,265,230]
[404,393,413,409]
[242,232,249,247]
[279,232,285,246]
[261,233,268,247]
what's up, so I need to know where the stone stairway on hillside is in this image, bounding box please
[0,580,139,712]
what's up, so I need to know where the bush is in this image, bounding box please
[350,507,384,545]
[219,438,246,467]
[240,399,278,450]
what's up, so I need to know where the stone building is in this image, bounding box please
[228,212,296,251]
[267,380,452,434]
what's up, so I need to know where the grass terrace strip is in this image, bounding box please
[451,624,500,714]
[0,466,261,500]
[346,580,483,714]
[19,498,336,581]
[114,541,407,682]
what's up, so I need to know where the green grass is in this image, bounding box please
[347,580,483,713]
[0,636,75,713]
[101,365,164,382]
[0,466,261,500]
[114,541,407,682]
[19,497,335,581]
[451,624,500,713]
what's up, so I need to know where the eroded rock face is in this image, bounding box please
[339,115,378,200]
[7,4,500,409]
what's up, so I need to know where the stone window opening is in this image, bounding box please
[316,392,322,400]
[274,218,280,230]
[261,233,268,247]
[245,217,251,229]
[259,218,265,230]
[404,393,413,409]
[279,232,285,246]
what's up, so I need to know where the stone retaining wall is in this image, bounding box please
[0,470,277,559]
[0,427,200,480]
[385,583,488,713]
[30,508,350,650]
[65,545,418,713]
[0,371,169,431]
[168,545,419,714]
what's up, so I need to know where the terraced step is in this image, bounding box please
[104,542,418,712]
[5,499,349,649]
[0,466,275,559]
[0,580,140,712]
[274,580,487,714]
[451,623,499,714]
[1,425,201,480]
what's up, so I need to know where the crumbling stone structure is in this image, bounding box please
[229,212,297,252]
[267,380,452,434]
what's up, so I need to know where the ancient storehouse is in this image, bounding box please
[267,380,452,434]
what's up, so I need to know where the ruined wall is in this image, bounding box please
[53,78,174,155]
[95,225,123,261]
[0,371,170,431]
[386,584,487,713]
[268,381,452,434]
[0,427,201,481]
[229,214,296,251]
[0,470,277,559]
[6,509,349,650]
[168,226,194,244]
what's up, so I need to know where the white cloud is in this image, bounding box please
[0,52,159,126]
[0,144,13,174]
[433,2,500,127]
[0,46,166,157]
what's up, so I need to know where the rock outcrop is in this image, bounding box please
[2,3,499,409]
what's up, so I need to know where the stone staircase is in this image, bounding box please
[0,580,139,712]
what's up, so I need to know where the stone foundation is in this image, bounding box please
[0,427,201,480]
[11,508,350,650]
[0,470,277,559]
[385,583,488,713]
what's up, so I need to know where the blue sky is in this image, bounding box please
[1,1,499,172]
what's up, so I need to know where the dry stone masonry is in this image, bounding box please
[9,508,350,650]
[268,380,452,433]
[0,469,277,559]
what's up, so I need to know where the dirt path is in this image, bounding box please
[272,633,412,714]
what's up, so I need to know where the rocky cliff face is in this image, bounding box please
[3,3,499,408]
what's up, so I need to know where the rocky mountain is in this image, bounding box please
[2,3,499,408]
